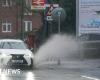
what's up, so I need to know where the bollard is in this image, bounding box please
[57,59,61,65]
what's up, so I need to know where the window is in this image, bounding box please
[2,22,12,32]
[25,0,32,7]
[24,21,32,32]
[24,9,32,15]
[24,0,32,15]
[1,0,12,7]
[24,12,32,15]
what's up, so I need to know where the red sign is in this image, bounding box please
[45,4,59,21]
[31,0,46,10]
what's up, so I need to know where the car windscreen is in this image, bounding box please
[0,42,27,49]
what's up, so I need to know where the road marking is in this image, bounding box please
[81,75,100,80]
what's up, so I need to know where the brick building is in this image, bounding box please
[0,0,43,39]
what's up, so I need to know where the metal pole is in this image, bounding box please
[76,0,79,38]
[50,21,52,34]
[42,0,48,41]
[48,21,52,34]
[58,12,61,33]
[21,0,24,40]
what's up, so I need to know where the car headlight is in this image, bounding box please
[2,54,11,57]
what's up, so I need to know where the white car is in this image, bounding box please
[0,39,34,69]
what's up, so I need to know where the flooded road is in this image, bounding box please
[0,68,100,80]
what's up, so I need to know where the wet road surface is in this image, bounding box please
[0,68,100,80]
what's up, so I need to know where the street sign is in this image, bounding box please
[51,7,66,22]
[31,0,45,10]
[46,5,54,16]
[45,4,59,7]
[51,7,66,33]
[45,4,59,21]
[46,16,53,21]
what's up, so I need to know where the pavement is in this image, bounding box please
[35,59,100,69]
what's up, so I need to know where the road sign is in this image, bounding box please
[51,7,66,22]
[46,16,53,21]
[51,7,66,33]
[31,0,45,10]
[46,5,54,16]
[45,4,59,7]
[45,4,59,21]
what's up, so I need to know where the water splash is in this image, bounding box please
[34,34,81,65]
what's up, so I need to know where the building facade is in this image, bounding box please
[0,0,43,39]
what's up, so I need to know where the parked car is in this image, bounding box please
[0,39,34,69]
